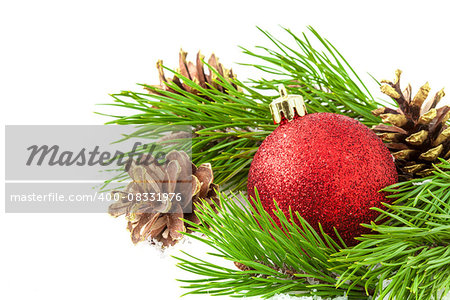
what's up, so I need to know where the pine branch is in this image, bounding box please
[99,75,273,191]
[98,27,381,190]
[174,162,450,299]
[174,191,373,299]
[97,26,450,298]
[333,160,450,300]
[242,26,382,126]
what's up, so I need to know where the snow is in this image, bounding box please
[145,235,450,300]
[268,295,347,300]
[412,179,432,186]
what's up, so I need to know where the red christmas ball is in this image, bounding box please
[247,113,398,246]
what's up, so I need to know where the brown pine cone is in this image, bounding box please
[147,49,238,99]
[108,150,219,247]
[372,70,450,180]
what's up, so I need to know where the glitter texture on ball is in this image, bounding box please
[247,113,398,246]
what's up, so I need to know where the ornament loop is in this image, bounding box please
[279,85,288,98]
[269,85,307,124]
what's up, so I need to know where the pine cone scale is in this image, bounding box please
[373,70,450,180]
[108,150,219,247]
[147,49,238,101]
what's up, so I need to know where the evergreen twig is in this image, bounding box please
[98,26,449,298]
[175,162,450,299]
[333,159,450,300]
[242,26,381,126]
[98,27,381,190]
[174,191,370,299]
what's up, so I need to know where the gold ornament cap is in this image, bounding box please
[269,85,307,124]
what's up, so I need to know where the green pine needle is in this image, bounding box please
[97,26,449,299]
[333,159,450,300]
[174,190,370,299]
[242,26,382,126]
[98,26,382,190]
[175,162,450,299]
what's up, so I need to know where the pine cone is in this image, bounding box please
[108,150,219,247]
[372,70,450,180]
[147,49,238,99]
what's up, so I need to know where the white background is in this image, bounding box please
[1,1,450,299]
